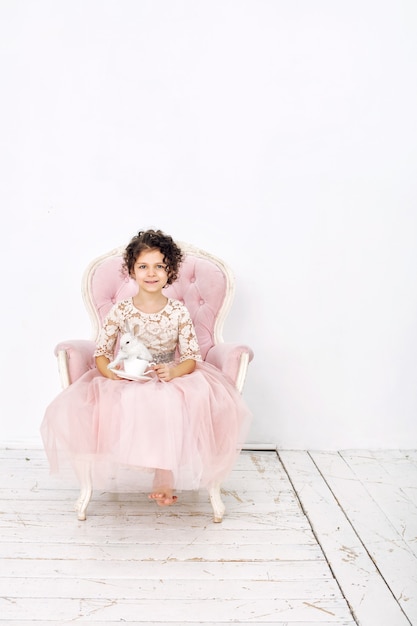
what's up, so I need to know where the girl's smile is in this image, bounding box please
[132,249,168,293]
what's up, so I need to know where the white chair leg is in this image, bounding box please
[209,483,225,523]
[74,458,93,521]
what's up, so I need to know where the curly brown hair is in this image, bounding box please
[123,229,183,285]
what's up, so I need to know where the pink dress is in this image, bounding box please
[41,298,252,492]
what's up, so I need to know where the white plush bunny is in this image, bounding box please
[108,321,153,376]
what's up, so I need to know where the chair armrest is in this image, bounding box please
[205,343,254,393]
[54,340,96,388]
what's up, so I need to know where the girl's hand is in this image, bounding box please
[151,359,196,381]
[96,355,121,380]
[107,369,122,380]
[152,363,173,382]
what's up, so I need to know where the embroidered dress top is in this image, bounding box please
[94,298,202,363]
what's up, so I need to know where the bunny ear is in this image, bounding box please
[132,324,140,336]
[124,319,131,333]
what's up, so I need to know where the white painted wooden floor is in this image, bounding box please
[0,449,416,625]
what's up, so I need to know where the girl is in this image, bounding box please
[41,229,252,506]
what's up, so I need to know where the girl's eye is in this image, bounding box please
[157,265,166,270]
[138,265,146,269]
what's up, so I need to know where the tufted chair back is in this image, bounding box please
[83,242,234,359]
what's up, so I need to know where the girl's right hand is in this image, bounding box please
[95,355,122,380]
[107,370,121,380]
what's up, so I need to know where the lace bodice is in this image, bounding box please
[94,298,202,363]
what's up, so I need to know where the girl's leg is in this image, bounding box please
[149,468,177,506]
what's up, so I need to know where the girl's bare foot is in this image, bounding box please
[148,491,178,506]
[149,469,177,506]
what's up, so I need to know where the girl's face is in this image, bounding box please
[132,248,168,293]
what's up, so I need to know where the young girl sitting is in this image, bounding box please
[41,229,252,506]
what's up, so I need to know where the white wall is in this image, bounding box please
[1,0,416,449]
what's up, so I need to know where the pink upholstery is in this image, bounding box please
[54,339,96,383]
[205,343,253,388]
[55,247,253,390]
[88,255,138,323]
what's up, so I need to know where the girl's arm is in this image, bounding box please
[152,358,196,382]
[94,303,124,379]
[95,354,120,380]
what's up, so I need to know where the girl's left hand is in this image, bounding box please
[152,363,173,382]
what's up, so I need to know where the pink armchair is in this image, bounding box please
[55,242,253,522]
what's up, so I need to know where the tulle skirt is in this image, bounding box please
[40,362,252,492]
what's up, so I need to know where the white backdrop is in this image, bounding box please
[1,0,416,449]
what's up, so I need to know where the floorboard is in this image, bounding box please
[280,450,415,626]
[2,447,415,624]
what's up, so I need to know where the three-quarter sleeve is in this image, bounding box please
[94,305,122,360]
[177,304,202,362]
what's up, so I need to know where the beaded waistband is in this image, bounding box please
[151,351,175,364]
